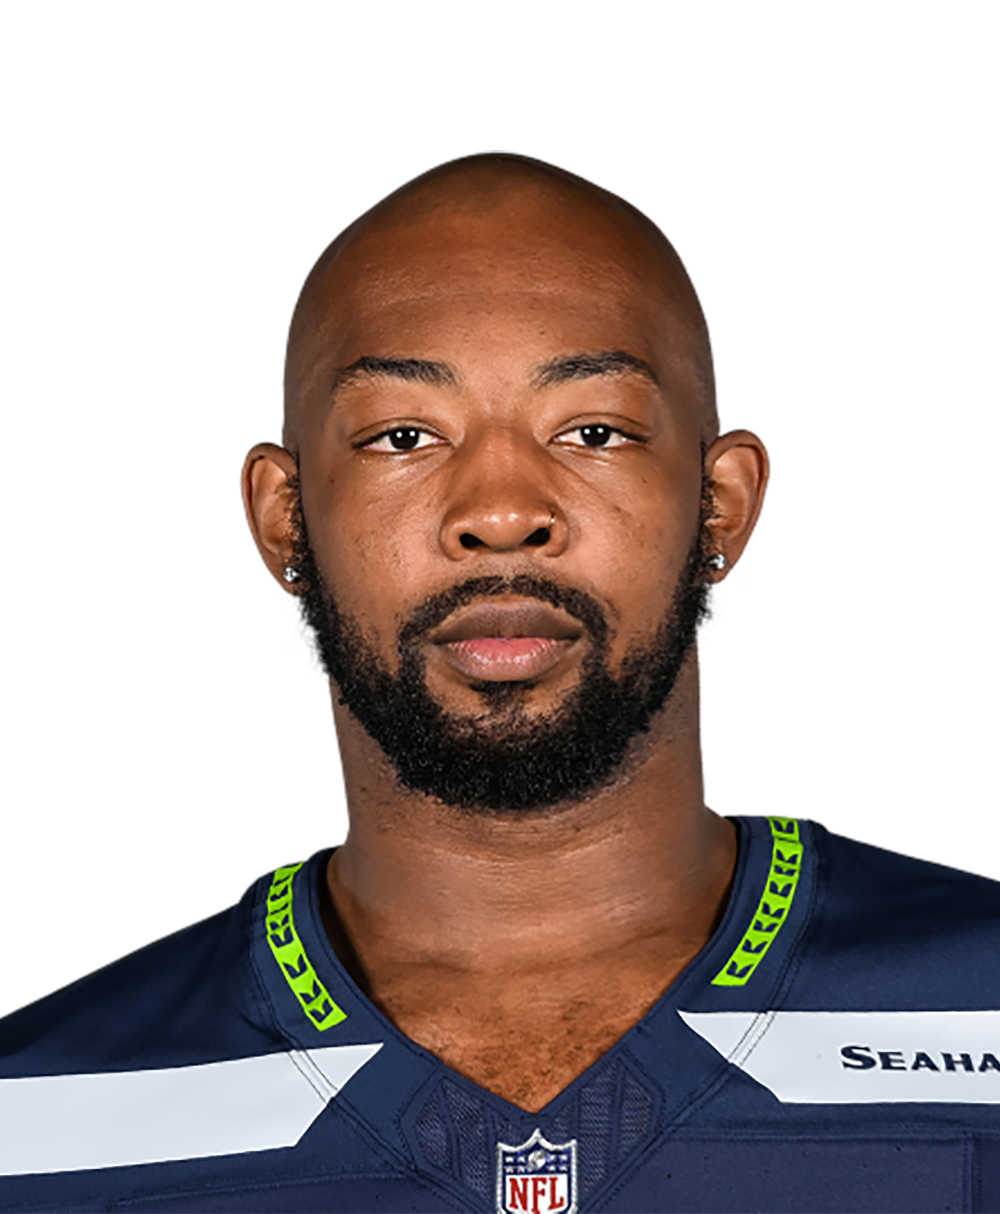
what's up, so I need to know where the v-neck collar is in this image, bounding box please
[249,815,816,1182]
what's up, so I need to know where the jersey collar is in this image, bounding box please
[248,815,816,1194]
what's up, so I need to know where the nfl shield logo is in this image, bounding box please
[496,1128,578,1214]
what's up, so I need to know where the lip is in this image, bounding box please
[428,599,584,682]
[441,635,577,681]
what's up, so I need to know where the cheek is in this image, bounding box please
[571,470,701,648]
[303,473,437,637]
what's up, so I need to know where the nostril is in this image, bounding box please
[524,527,551,547]
[457,526,551,551]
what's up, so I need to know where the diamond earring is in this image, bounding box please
[708,553,727,571]
[283,566,301,583]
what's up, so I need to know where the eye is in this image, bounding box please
[364,427,443,452]
[555,424,633,449]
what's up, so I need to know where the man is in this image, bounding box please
[1,154,998,1214]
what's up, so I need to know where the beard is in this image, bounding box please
[290,490,713,813]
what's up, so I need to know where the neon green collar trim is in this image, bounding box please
[712,817,803,987]
[265,864,347,1030]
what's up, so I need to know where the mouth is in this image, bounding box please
[427,598,585,682]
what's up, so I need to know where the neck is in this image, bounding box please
[324,651,734,997]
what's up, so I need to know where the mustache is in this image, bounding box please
[398,574,610,650]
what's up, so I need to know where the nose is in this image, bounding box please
[439,432,566,559]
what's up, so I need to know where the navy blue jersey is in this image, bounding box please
[3,816,1000,1213]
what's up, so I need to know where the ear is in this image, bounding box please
[242,443,301,594]
[702,430,769,580]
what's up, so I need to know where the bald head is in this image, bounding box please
[283,154,716,449]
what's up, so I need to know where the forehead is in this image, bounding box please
[286,194,706,436]
[344,196,669,325]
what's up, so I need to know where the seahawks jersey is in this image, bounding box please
[2,816,1000,1213]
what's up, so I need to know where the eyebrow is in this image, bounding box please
[332,356,458,395]
[330,349,658,399]
[533,350,659,389]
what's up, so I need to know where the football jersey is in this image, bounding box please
[2,816,1000,1213]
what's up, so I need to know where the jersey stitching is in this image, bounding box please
[711,817,803,986]
[107,1169,456,1212]
[288,1048,336,1103]
[265,864,347,1031]
[726,1009,777,1068]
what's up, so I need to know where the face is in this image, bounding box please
[246,186,766,811]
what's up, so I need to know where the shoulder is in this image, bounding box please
[801,822,1000,1005]
[812,822,1000,925]
[0,873,281,1078]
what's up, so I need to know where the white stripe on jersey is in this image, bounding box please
[679,1009,1000,1102]
[0,1043,382,1175]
